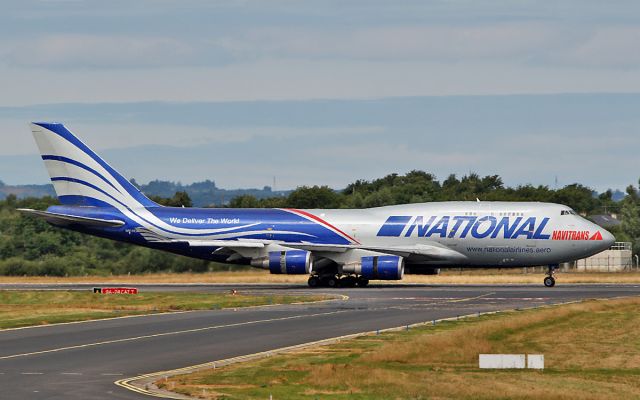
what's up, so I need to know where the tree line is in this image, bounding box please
[0,171,638,276]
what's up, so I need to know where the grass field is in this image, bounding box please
[0,290,328,329]
[2,270,640,284]
[160,296,640,400]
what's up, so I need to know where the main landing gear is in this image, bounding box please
[307,275,369,288]
[544,264,558,287]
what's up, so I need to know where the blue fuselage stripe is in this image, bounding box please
[49,177,346,241]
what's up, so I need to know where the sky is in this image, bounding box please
[0,1,639,192]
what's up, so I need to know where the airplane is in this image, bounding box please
[19,122,615,288]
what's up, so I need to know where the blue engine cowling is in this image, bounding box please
[360,255,404,280]
[268,250,313,274]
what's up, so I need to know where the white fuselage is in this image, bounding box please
[305,201,614,267]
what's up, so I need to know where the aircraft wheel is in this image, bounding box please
[543,276,555,287]
[308,276,320,288]
[326,277,339,288]
[341,276,357,288]
[357,278,369,288]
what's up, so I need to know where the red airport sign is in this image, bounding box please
[93,287,138,294]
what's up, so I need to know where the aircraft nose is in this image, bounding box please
[589,222,615,253]
[601,228,615,248]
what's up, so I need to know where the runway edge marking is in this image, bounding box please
[115,295,628,399]
[0,292,347,333]
[0,309,352,361]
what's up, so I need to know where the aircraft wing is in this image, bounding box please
[184,238,466,263]
[133,228,267,248]
[287,242,467,262]
[18,208,126,228]
[133,224,466,263]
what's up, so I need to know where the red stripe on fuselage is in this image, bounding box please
[284,208,360,244]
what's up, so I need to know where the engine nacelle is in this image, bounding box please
[252,250,313,274]
[343,255,404,280]
[405,266,441,275]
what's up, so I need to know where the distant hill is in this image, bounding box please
[0,179,288,207]
[0,180,56,199]
[0,177,626,207]
[132,179,290,207]
[611,189,626,202]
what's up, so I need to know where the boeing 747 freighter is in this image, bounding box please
[20,123,615,287]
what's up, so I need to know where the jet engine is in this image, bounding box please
[342,255,404,280]
[251,250,313,275]
[405,266,441,275]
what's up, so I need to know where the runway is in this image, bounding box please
[1,283,639,399]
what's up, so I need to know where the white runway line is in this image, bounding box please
[0,309,349,361]
[0,289,344,333]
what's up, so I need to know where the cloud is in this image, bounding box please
[6,21,640,72]
[61,123,384,151]
[3,58,640,107]
[0,3,639,105]
[1,93,639,191]
[228,23,564,62]
[204,22,640,69]
[4,35,195,68]
[562,26,640,68]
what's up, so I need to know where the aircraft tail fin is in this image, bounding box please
[30,122,159,208]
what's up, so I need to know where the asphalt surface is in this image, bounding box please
[1,283,639,399]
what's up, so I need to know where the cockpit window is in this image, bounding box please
[561,209,577,215]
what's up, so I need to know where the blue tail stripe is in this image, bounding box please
[42,155,121,194]
[51,176,282,238]
[51,177,126,207]
[50,176,176,234]
[34,122,157,208]
[57,195,118,208]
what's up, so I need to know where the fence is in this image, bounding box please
[574,242,635,272]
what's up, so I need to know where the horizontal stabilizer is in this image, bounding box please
[18,208,125,228]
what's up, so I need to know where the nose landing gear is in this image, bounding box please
[544,264,558,287]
